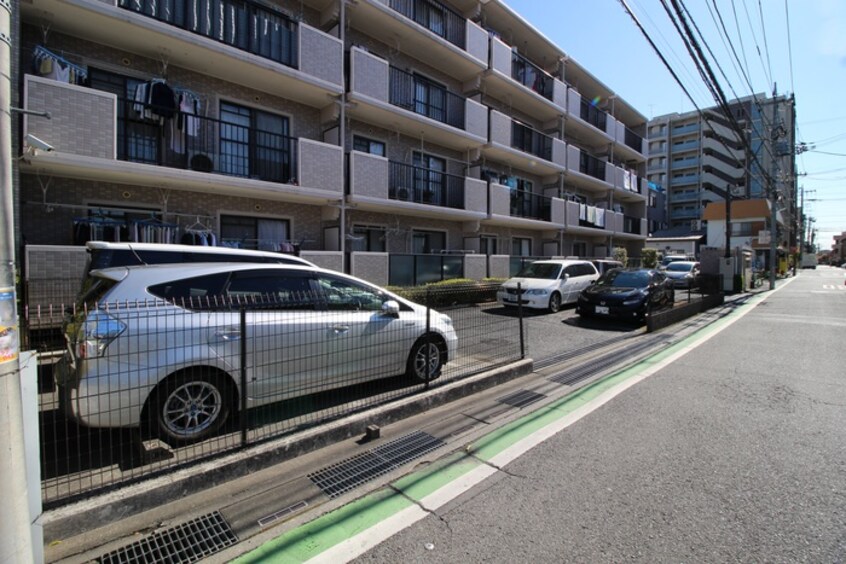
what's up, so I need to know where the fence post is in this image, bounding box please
[425,286,431,389]
[239,306,248,447]
[517,282,525,359]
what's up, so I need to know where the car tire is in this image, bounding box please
[146,369,233,446]
[406,336,445,383]
[548,292,562,313]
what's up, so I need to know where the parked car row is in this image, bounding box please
[497,258,678,321]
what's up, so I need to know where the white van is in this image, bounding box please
[497,259,600,313]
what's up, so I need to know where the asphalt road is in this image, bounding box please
[352,268,846,562]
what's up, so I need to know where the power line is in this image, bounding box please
[783,0,795,95]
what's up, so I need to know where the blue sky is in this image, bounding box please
[503,0,845,252]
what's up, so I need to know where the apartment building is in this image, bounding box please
[647,94,796,250]
[15,0,648,292]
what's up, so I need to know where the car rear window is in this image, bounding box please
[598,270,649,288]
[76,276,119,308]
[148,273,230,305]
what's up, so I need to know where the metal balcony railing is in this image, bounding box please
[624,127,643,153]
[119,0,298,68]
[511,51,554,101]
[387,0,467,49]
[511,121,552,161]
[580,98,607,131]
[579,152,606,181]
[389,67,465,129]
[623,215,641,234]
[115,99,298,184]
[509,189,551,221]
[389,161,465,209]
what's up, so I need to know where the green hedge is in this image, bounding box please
[387,278,505,307]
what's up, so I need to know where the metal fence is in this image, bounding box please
[37,283,523,506]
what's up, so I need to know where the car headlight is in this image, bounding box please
[524,289,549,295]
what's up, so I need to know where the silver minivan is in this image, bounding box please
[58,263,457,445]
[496,259,600,312]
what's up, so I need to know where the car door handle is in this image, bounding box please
[332,325,350,334]
[214,329,241,341]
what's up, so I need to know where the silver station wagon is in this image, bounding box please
[58,264,457,445]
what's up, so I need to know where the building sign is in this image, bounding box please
[0,289,18,364]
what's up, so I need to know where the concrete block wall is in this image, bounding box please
[489,255,511,279]
[350,252,389,287]
[550,198,566,226]
[300,251,344,272]
[463,254,487,280]
[350,47,389,102]
[490,36,512,76]
[489,111,512,147]
[489,183,510,217]
[299,140,343,194]
[567,87,581,117]
[350,151,389,199]
[24,76,116,158]
[551,138,567,169]
[464,177,487,214]
[465,19,489,66]
[299,23,344,87]
[465,98,489,140]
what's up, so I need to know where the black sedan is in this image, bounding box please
[576,268,674,322]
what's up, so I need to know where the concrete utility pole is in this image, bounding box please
[769,88,780,290]
[1,1,36,562]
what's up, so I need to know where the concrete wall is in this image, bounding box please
[299,23,344,87]
[463,254,487,280]
[299,139,343,194]
[490,183,510,216]
[351,252,390,287]
[349,151,389,199]
[466,19,490,66]
[350,47,389,102]
[464,177,488,214]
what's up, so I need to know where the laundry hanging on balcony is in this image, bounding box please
[130,216,179,244]
[32,46,87,85]
[133,79,177,124]
[73,215,125,244]
[167,89,203,154]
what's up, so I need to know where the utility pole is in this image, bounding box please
[724,183,732,259]
[1,0,36,561]
[768,87,780,290]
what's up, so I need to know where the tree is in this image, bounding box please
[613,246,628,266]
[642,248,659,268]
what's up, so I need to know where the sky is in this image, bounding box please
[503,0,845,252]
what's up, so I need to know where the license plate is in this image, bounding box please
[595,306,609,315]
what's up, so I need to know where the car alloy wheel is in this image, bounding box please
[548,292,562,313]
[149,371,231,445]
[408,337,444,382]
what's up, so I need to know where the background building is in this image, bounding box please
[14,0,649,301]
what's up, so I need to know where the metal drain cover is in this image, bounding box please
[99,511,237,564]
[308,431,445,498]
[497,389,546,408]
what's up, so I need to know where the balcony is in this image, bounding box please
[670,208,701,220]
[345,0,488,81]
[624,127,644,154]
[671,158,699,170]
[671,191,700,203]
[483,37,567,121]
[564,200,616,233]
[671,123,700,136]
[623,215,641,235]
[485,111,567,176]
[348,151,487,220]
[670,174,699,187]
[21,0,344,109]
[348,48,487,151]
[671,139,700,152]
[565,88,614,143]
[21,76,343,203]
[488,184,566,228]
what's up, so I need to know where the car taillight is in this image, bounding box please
[76,311,126,359]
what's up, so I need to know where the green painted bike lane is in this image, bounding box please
[235,291,768,563]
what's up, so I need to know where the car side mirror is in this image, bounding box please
[381,300,400,317]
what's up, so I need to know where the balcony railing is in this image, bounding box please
[389,161,465,209]
[387,0,467,49]
[389,67,465,129]
[579,152,606,181]
[119,0,298,69]
[512,121,552,161]
[509,189,551,221]
[115,98,297,183]
[670,208,700,219]
[623,215,641,234]
[624,127,643,153]
[389,254,464,286]
[580,98,607,131]
[511,51,554,101]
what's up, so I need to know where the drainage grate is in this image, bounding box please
[497,389,546,409]
[308,431,445,498]
[99,511,237,564]
[548,337,662,387]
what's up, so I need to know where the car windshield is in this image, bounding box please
[666,263,694,272]
[596,270,650,288]
[515,263,562,280]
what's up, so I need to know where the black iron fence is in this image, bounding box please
[38,284,524,506]
[119,0,298,68]
[511,121,552,161]
[115,98,298,184]
[579,151,606,181]
[511,51,554,100]
[388,161,465,209]
[580,97,607,131]
[510,189,551,221]
[387,0,467,49]
[624,127,644,153]
[389,67,466,129]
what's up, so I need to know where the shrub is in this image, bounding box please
[641,248,659,268]
[612,247,628,266]
[387,278,504,307]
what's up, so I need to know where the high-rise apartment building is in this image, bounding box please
[647,94,796,246]
[14,0,649,293]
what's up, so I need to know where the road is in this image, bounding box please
[254,268,845,562]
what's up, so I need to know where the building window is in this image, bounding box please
[572,242,587,257]
[220,215,290,251]
[512,237,531,256]
[413,74,447,123]
[219,102,292,183]
[350,224,386,252]
[353,135,385,156]
[413,151,446,204]
[480,235,498,255]
[412,230,446,254]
